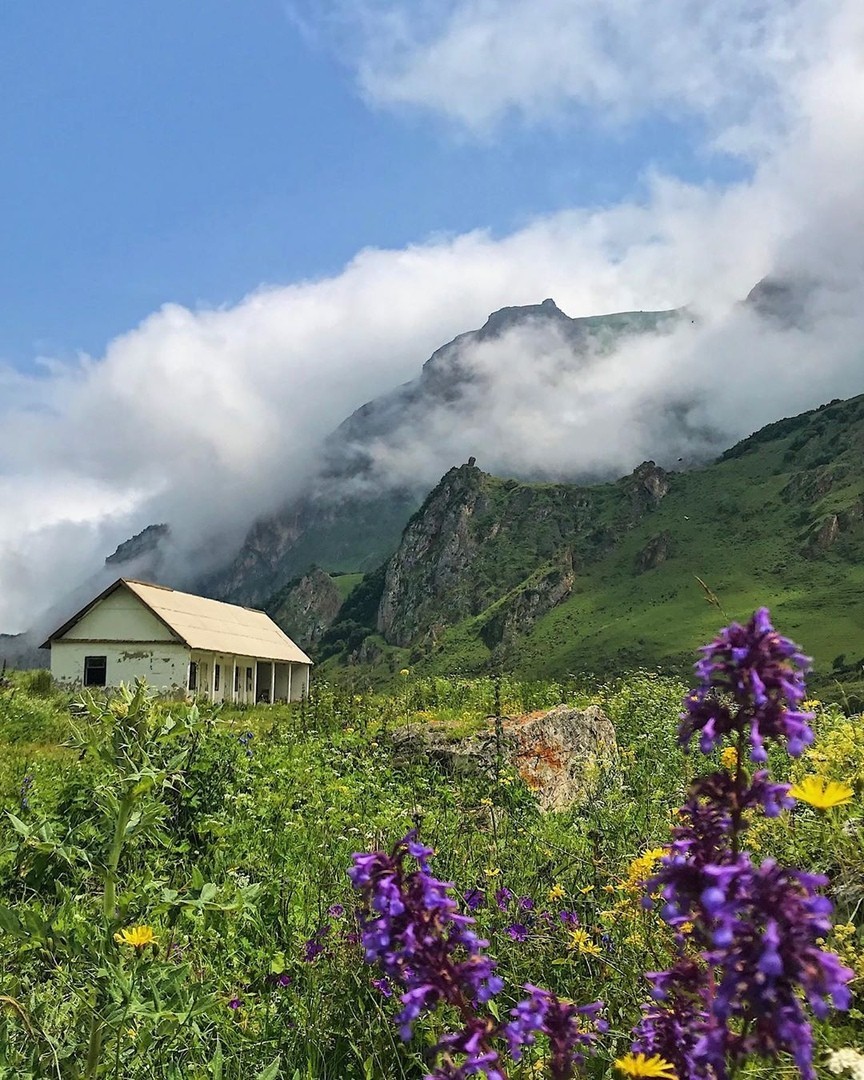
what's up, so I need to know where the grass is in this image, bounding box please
[1,662,862,1078]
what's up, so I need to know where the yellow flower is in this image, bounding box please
[399,668,410,677]
[788,775,854,811]
[567,928,602,957]
[720,746,738,770]
[548,883,565,901]
[614,1052,677,1078]
[113,925,156,949]
[621,848,666,894]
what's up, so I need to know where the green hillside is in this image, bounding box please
[319,393,864,697]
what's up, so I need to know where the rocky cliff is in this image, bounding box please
[265,566,345,651]
[318,392,864,680]
[348,457,670,653]
[205,298,682,609]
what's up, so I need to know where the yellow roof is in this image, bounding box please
[47,579,313,665]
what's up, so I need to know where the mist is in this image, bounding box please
[1,0,863,633]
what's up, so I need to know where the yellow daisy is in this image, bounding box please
[788,775,854,811]
[113,925,156,949]
[614,1052,677,1078]
[547,883,566,901]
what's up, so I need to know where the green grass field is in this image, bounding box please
[1,658,862,1078]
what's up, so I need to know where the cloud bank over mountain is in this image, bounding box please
[1,0,863,632]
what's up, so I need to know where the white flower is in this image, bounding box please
[827,1048,864,1080]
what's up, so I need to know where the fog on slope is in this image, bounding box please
[343,280,864,494]
[1,0,864,634]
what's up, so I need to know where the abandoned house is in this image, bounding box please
[41,578,312,702]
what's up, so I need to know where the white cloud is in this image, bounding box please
[1,0,863,632]
[297,0,832,144]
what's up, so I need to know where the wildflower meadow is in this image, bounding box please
[1,611,863,1078]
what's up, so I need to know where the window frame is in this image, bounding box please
[83,655,107,687]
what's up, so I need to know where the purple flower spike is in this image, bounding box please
[506,986,605,1080]
[680,608,814,761]
[631,611,852,1080]
[350,832,604,1080]
[349,831,504,1074]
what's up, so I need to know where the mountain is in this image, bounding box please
[206,297,683,608]
[314,392,864,690]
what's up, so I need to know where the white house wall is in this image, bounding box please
[62,588,176,643]
[50,641,190,692]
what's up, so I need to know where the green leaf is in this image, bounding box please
[5,812,30,837]
[199,882,218,903]
[0,905,22,934]
[210,1042,223,1080]
[255,1059,280,1080]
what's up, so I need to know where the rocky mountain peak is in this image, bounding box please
[105,523,170,567]
[477,298,569,340]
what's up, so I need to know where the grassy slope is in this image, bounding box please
[349,394,864,687]
[330,572,364,601]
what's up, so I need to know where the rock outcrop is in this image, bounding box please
[266,566,345,650]
[634,532,673,573]
[391,704,617,812]
[479,554,575,649]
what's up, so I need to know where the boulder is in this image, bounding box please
[391,704,616,812]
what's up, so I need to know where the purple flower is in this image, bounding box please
[372,977,392,997]
[559,910,579,926]
[494,887,513,911]
[350,832,606,1080]
[303,939,324,962]
[506,986,605,1080]
[328,903,345,918]
[633,960,711,1080]
[631,610,852,1080]
[463,888,485,911]
[227,997,242,1010]
[506,923,528,942]
[518,895,534,911]
[349,832,504,1065]
[680,608,814,761]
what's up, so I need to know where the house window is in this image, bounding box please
[214,664,221,691]
[246,667,253,692]
[83,656,107,687]
[188,662,198,691]
[234,665,240,693]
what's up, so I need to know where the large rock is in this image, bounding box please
[391,704,616,812]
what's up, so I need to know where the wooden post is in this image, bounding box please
[270,662,276,705]
[232,658,237,704]
[287,663,293,702]
[211,657,217,701]
[305,665,310,698]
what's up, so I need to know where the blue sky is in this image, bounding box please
[0,0,744,368]
[3,0,861,631]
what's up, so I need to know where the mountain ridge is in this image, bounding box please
[310,391,864,690]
